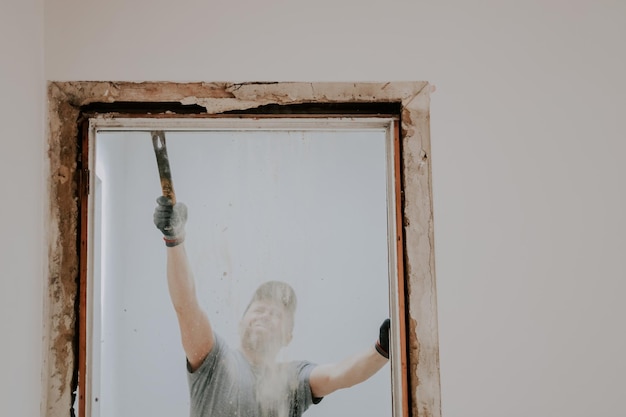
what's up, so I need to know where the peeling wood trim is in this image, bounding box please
[43,81,439,417]
[49,81,427,111]
[44,82,82,417]
[401,86,441,417]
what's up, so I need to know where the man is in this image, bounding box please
[154,196,390,417]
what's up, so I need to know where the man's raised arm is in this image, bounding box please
[309,319,390,398]
[154,196,214,371]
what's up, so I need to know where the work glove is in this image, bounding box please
[375,318,391,359]
[153,196,188,247]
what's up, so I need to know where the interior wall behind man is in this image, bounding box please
[1,1,622,417]
[0,1,45,417]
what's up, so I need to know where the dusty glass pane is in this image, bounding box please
[93,127,393,417]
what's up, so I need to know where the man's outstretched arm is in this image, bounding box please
[154,196,214,371]
[309,319,390,398]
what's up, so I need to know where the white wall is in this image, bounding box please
[0,1,620,416]
[0,1,45,417]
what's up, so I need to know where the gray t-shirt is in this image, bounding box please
[187,334,321,417]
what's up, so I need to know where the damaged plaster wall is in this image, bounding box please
[44,81,438,417]
[0,2,619,417]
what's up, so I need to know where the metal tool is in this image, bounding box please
[151,130,177,204]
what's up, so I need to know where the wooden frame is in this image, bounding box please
[43,82,440,417]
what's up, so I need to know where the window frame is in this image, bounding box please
[43,81,440,417]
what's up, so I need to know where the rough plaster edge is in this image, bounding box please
[402,85,442,417]
[48,81,428,113]
[44,82,82,417]
[41,85,53,417]
[43,81,439,417]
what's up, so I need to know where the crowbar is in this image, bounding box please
[151,130,177,205]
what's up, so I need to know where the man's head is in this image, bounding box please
[239,281,297,357]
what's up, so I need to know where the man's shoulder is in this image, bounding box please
[280,359,317,375]
[189,332,239,375]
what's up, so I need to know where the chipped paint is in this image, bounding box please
[43,81,440,417]
[44,83,82,417]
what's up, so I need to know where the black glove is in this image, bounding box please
[153,196,188,247]
[375,318,391,359]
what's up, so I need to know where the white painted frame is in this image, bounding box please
[86,116,403,417]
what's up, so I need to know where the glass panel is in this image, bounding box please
[93,127,393,417]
